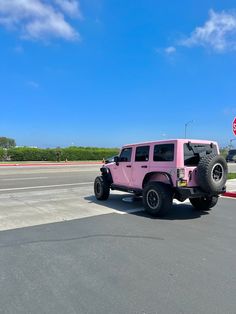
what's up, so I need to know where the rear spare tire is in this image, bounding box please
[197,154,227,194]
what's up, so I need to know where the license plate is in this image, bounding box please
[177,180,187,187]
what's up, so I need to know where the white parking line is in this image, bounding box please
[1,177,49,181]
[0,182,94,192]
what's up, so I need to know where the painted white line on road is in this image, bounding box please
[1,177,49,181]
[0,182,94,192]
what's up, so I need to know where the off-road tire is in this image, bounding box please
[197,154,227,194]
[143,182,173,217]
[94,176,110,200]
[190,196,218,211]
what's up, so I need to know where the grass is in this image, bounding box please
[227,173,236,180]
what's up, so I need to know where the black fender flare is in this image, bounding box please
[100,167,113,184]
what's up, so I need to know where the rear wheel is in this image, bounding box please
[143,182,173,217]
[94,176,110,200]
[190,196,218,211]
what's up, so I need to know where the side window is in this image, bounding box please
[119,148,132,162]
[154,144,174,162]
[135,146,150,162]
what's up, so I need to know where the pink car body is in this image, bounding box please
[95,138,227,216]
[104,139,219,191]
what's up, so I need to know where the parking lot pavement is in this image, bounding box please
[0,185,145,231]
[0,182,227,231]
[0,165,236,313]
[0,163,235,231]
[0,197,236,314]
[0,182,232,232]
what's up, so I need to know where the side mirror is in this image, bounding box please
[114,156,120,165]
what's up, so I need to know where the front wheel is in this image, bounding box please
[143,182,173,217]
[94,176,110,200]
[190,196,218,211]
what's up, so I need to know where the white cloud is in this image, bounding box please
[164,46,176,54]
[154,46,177,64]
[0,0,81,42]
[53,0,81,18]
[180,9,236,52]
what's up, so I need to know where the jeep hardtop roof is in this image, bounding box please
[122,139,218,148]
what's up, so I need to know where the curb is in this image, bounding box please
[223,192,236,198]
[0,162,102,167]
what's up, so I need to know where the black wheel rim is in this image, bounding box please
[147,189,160,209]
[211,163,223,182]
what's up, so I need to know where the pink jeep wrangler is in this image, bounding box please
[94,139,228,217]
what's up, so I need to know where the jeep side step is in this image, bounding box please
[111,184,142,195]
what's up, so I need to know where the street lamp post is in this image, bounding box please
[185,120,194,138]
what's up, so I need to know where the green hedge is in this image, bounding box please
[220,149,228,159]
[6,147,119,161]
[61,147,119,161]
[0,148,4,160]
[2,146,229,162]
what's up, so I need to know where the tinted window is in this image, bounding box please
[184,143,218,166]
[154,144,174,162]
[119,148,132,162]
[228,150,236,155]
[135,146,150,162]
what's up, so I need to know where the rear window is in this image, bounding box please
[184,143,218,166]
[153,144,174,162]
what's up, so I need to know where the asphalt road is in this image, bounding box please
[0,165,100,190]
[0,165,236,314]
[0,161,235,191]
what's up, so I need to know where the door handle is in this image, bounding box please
[141,165,147,168]
[126,165,132,168]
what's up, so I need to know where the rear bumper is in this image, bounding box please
[175,186,226,201]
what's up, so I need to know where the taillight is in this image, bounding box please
[177,168,185,179]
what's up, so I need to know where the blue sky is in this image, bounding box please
[0,0,236,148]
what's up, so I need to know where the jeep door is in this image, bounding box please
[113,147,133,187]
[132,145,150,188]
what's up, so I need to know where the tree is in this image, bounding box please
[0,137,16,148]
[55,147,62,162]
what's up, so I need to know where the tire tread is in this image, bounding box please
[94,176,110,200]
[143,182,172,217]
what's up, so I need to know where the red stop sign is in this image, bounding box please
[233,117,236,136]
